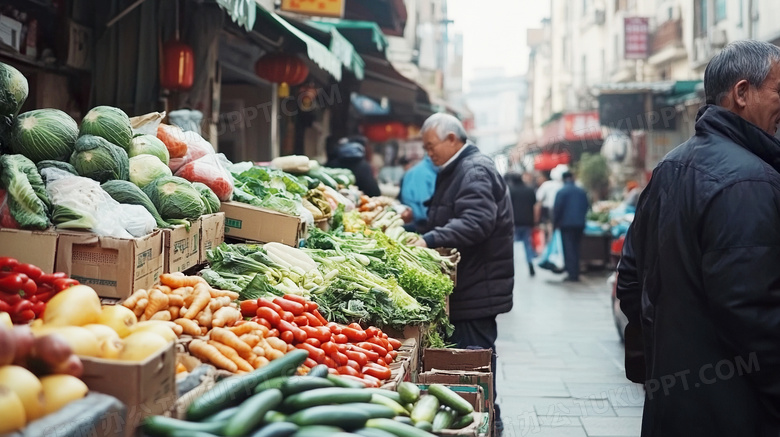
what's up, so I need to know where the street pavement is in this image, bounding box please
[494,243,644,437]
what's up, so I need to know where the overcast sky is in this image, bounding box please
[448,0,550,90]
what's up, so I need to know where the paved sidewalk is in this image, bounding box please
[495,244,644,437]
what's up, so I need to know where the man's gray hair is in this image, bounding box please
[421,113,468,142]
[704,39,780,105]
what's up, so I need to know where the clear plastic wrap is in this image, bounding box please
[41,168,156,238]
[129,111,166,136]
[174,153,234,201]
[169,131,215,173]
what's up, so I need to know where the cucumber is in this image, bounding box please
[223,388,284,436]
[255,376,289,394]
[264,410,288,423]
[327,374,366,389]
[308,364,330,378]
[353,428,399,437]
[414,421,432,432]
[431,409,457,432]
[281,376,336,396]
[288,405,371,429]
[363,389,403,404]
[427,384,473,415]
[410,395,439,424]
[397,382,420,405]
[393,416,413,425]
[188,349,308,420]
[282,388,373,411]
[365,418,437,437]
[142,416,227,436]
[202,406,239,423]
[341,403,397,419]
[370,394,408,416]
[291,425,345,437]
[250,422,299,437]
[451,413,474,429]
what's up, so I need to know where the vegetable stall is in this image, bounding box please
[0,62,492,437]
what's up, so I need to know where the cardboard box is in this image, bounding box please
[163,218,201,273]
[55,230,164,300]
[416,384,490,436]
[418,370,493,432]
[220,201,305,247]
[199,213,226,263]
[80,342,177,437]
[0,227,59,272]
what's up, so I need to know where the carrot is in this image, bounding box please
[265,348,284,361]
[252,356,270,369]
[227,322,266,337]
[160,273,205,289]
[174,318,201,336]
[239,334,261,348]
[265,336,288,352]
[210,327,253,358]
[188,339,237,372]
[172,286,193,297]
[252,346,266,358]
[157,124,188,158]
[209,288,240,300]
[208,340,254,373]
[155,285,172,294]
[209,296,231,311]
[212,306,241,328]
[142,289,169,321]
[150,310,172,321]
[184,285,211,319]
[133,298,148,318]
[196,306,213,328]
[123,289,148,309]
[167,294,184,307]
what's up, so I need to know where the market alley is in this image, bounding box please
[494,245,644,437]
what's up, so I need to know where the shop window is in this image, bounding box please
[695,0,709,37]
[715,0,727,22]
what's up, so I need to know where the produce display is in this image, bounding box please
[0,154,51,229]
[0,62,28,119]
[0,257,78,324]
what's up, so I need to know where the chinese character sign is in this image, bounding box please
[624,17,649,60]
[280,0,344,18]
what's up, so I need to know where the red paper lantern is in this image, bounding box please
[534,152,571,171]
[255,53,309,97]
[161,40,194,91]
[361,121,408,143]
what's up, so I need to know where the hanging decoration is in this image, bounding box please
[160,0,194,91]
[361,121,408,143]
[534,151,571,171]
[254,53,309,98]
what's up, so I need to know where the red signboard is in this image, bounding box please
[624,17,649,60]
[280,0,344,18]
[541,111,601,147]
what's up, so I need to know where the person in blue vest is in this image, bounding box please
[398,155,438,232]
[552,171,589,282]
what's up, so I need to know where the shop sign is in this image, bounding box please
[541,111,601,146]
[280,0,344,18]
[624,17,649,60]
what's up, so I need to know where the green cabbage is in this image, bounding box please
[142,176,205,220]
[36,160,78,176]
[101,179,170,229]
[69,134,129,183]
[192,182,220,214]
[129,154,172,188]
[129,134,170,164]
[0,154,50,229]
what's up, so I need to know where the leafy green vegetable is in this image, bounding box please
[79,106,133,151]
[51,203,95,229]
[129,134,170,164]
[229,165,309,216]
[192,182,220,214]
[36,160,78,176]
[11,109,78,163]
[0,62,28,118]
[142,176,205,220]
[101,180,171,228]
[0,154,50,229]
[70,134,129,183]
[129,154,172,188]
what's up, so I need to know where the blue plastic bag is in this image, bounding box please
[538,229,565,273]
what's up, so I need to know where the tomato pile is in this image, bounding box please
[240,294,402,387]
[0,257,79,324]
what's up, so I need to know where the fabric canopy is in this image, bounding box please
[215,0,256,30]
[309,20,388,55]
[287,19,366,80]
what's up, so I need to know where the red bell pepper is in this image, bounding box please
[30,300,45,318]
[36,272,68,287]
[21,278,37,298]
[12,263,42,281]
[0,300,11,313]
[53,278,79,291]
[0,272,26,293]
[0,257,18,272]
[10,300,34,323]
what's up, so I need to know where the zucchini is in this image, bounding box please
[142,416,227,437]
[341,403,397,419]
[370,394,408,416]
[250,422,299,437]
[282,388,372,411]
[281,376,336,396]
[353,428,399,437]
[327,374,366,389]
[255,376,289,394]
[451,413,474,429]
[202,406,239,423]
[427,384,473,415]
[397,382,420,405]
[410,395,439,424]
[414,421,432,432]
[223,388,284,436]
[308,364,330,378]
[363,389,403,404]
[365,418,437,437]
[288,405,371,429]
[264,410,288,423]
[431,409,457,432]
[188,349,308,420]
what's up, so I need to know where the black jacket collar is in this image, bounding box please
[438,143,479,179]
[696,104,780,171]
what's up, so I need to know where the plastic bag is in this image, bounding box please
[168,109,204,135]
[130,111,165,136]
[41,168,156,238]
[174,153,234,201]
[537,229,565,273]
[169,131,215,173]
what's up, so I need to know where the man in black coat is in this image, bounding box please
[617,40,780,436]
[411,113,514,435]
[553,171,589,282]
[328,140,381,197]
[507,172,537,276]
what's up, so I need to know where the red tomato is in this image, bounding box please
[337,365,362,378]
[256,307,281,326]
[293,315,309,326]
[348,323,363,331]
[362,365,392,380]
[349,345,379,362]
[385,353,393,364]
[305,338,321,348]
[277,319,296,333]
[388,350,398,360]
[281,330,295,344]
[305,301,319,311]
[239,300,258,317]
[323,357,338,369]
[257,298,283,313]
[301,326,331,343]
[342,327,367,343]
[376,357,387,367]
[255,318,272,329]
[387,338,402,350]
[331,351,349,366]
[345,350,368,368]
[362,374,381,388]
[365,327,378,338]
[267,329,280,338]
[303,312,322,327]
[327,323,342,335]
[321,341,338,355]
[283,294,307,305]
[346,360,361,372]
[333,334,348,344]
[312,309,329,326]
[292,327,308,343]
[296,343,325,363]
[303,358,318,368]
[338,374,369,387]
[280,311,295,323]
[273,297,305,316]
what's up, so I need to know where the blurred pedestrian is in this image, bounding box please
[411,113,513,436]
[327,139,381,197]
[553,171,588,282]
[398,155,438,233]
[506,172,537,276]
[618,40,780,436]
[623,180,642,207]
[535,164,567,240]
